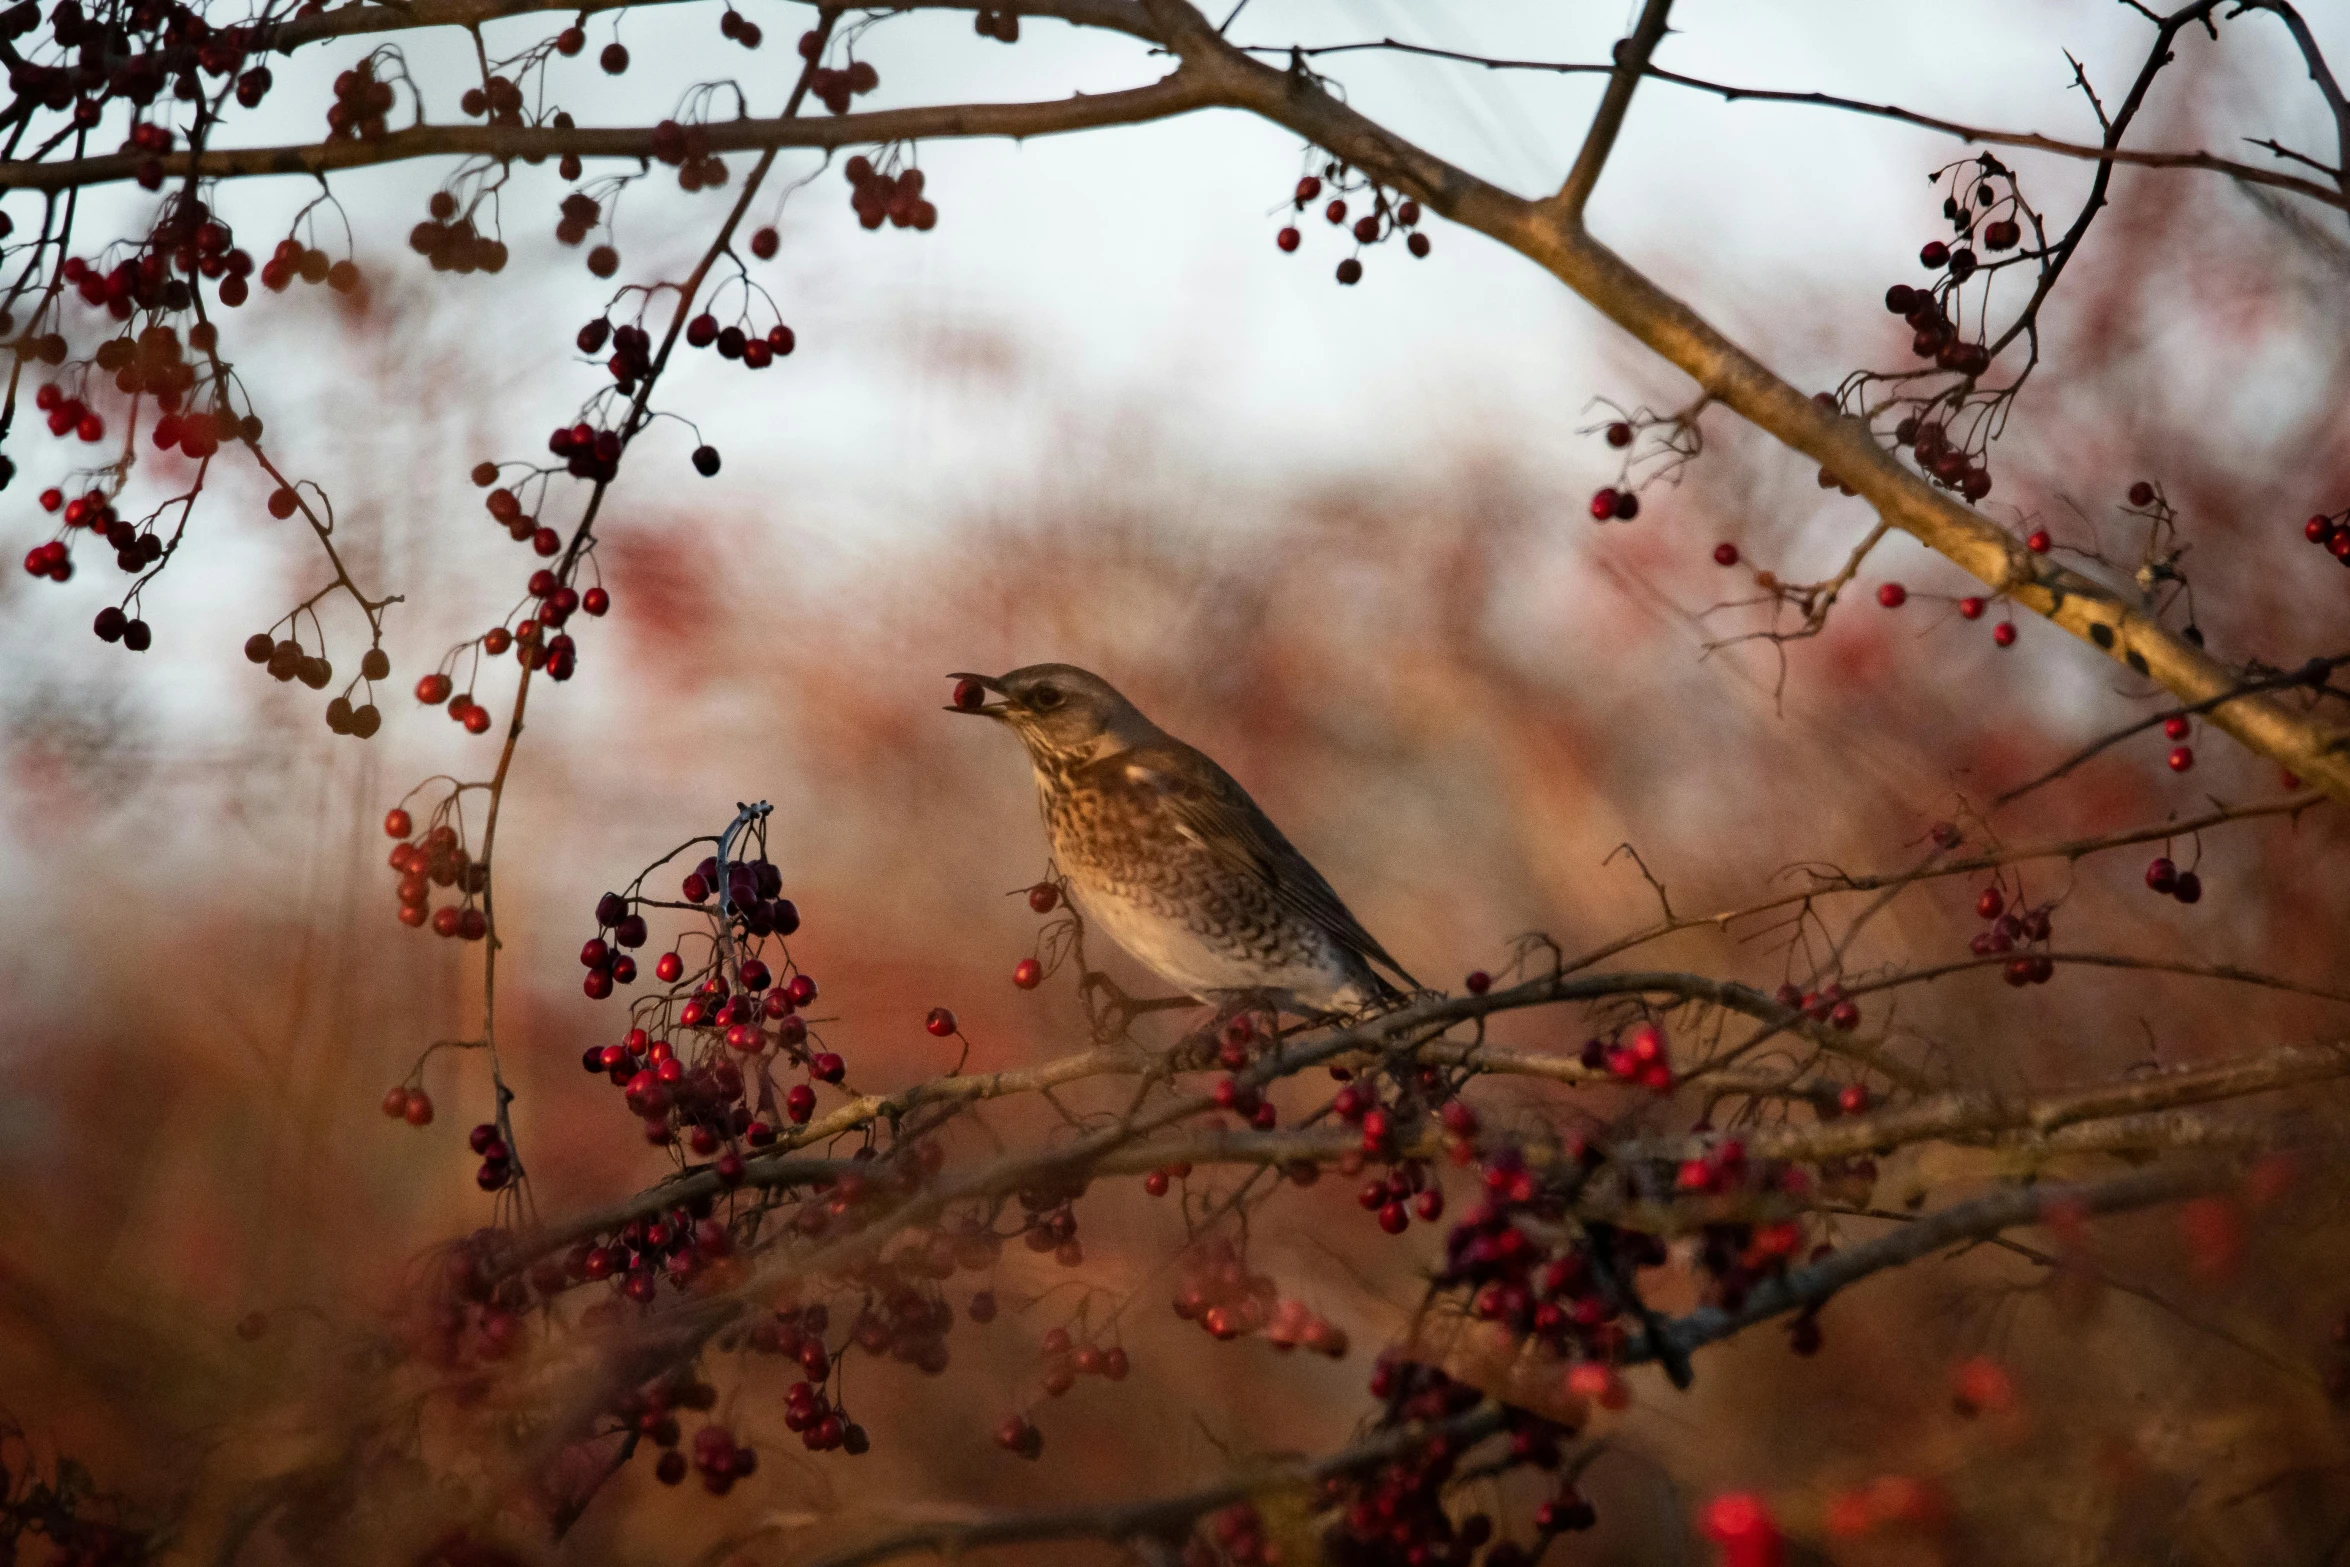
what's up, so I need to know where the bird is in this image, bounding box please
[947,663,1415,1016]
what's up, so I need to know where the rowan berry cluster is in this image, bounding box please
[575,316,656,395]
[844,154,937,230]
[1271,163,1430,285]
[382,807,488,938]
[1966,884,2057,984]
[258,237,360,294]
[457,72,524,124]
[572,819,845,1179]
[1576,1018,1680,1087]
[800,30,879,115]
[684,311,796,369]
[33,377,110,446]
[325,58,394,140]
[651,118,732,191]
[409,192,510,274]
[2143,855,2203,904]
[2303,508,2350,569]
[1310,1358,1585,1567]
[716,8,763,47]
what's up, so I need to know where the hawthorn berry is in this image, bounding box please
[600,41,628,72]
[925,1007,957,1037]
[404,1089,435,1126]
[1713,543,1740,567]
[1877,582,1907,608]
[750,227,780,259]
[2167,745,2194,772]
[1606,421,1633,447]
[1464,969,1490,995]
[1958,596,1985,619]
[2128,481,2156,507]
[1589,488,1619,521]
[1335,258,1362,285]
[1992,621,2016,647]
[2026,528,2051,553]
[381,1086,410,1118]
[1013,958,1042,989]
[693,445,721,476]
[2145,856,2176,893]
[1276,227,1300,253]
[2173,870,2202,903]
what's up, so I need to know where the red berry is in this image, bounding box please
[1605,421,1633,447]
[600,41,629,72]
[2162,715,2189,740]
[415,672,452,705]
[2026,528,2051,553]
[1877,582,1907,608]
[2173,870,2203,904]
[1712,542,1739,567]
[1377,1201,1408,1235]
[403,1089,434,1126]
[1464,970,1490,995]
[2128,482,2156,507]
[2145,857,2177,892]
[1275,227,1300,253]
[1958,596,1985,620]
[384,807,412,838]
[1836,1083,1869,1115]
[1588,488,1618,521]
[951,677,987,710]
[380,1086,410,1118]
[1992,621,2016,647]
[1027,882,1059,914]
[925,1007,957,1038]
[2167,745,2193,773]
[1975,887,2003,920]
[1012,958,1043,989]
[750,227,779,260]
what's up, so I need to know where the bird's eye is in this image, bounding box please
[1029,685,1062,710]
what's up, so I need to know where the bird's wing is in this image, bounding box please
[1113,743,1417,987]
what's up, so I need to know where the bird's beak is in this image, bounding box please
[944,671,1014,719]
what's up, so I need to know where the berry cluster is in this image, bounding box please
[1575,1018,1679,1088]
[2143,855,2203,905]
[844,155,937,230]
[1965,884,2056,985]
[457,72,524,124]
[30,486,166,589]
[1313,1358,1585,1567]
[684,311,796,368]
[1272,164,1430,285]
[1586,485,1642,522]
[575,316,656,395]
[650,118,731,192]
[2303,508,2350,569]
[1278,166,1419,287]
[466,1120,516,1191]
[971,8,1020,40]
[717,7,763,47]
[1170,1238,1282,1340]
[1037,1323,1131,1396]
[1885,406,1992,502]
[325,58,394,141]
[409,191,510,274]
[241,625,390,732]
[259,236,360,294]
[383,808,488,937]
[799,31,879,115]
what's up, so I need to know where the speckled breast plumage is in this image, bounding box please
[1031,746,1369,1009]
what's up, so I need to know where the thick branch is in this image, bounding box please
[0,75,1213,192]
[1140,2,2350,805]
[1624,1159,2232,1366]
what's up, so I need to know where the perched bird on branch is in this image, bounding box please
[948,663,1415,1016]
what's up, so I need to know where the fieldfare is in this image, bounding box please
[948,663,1415,1015]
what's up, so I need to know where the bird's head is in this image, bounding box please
[946,663,1165,766]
